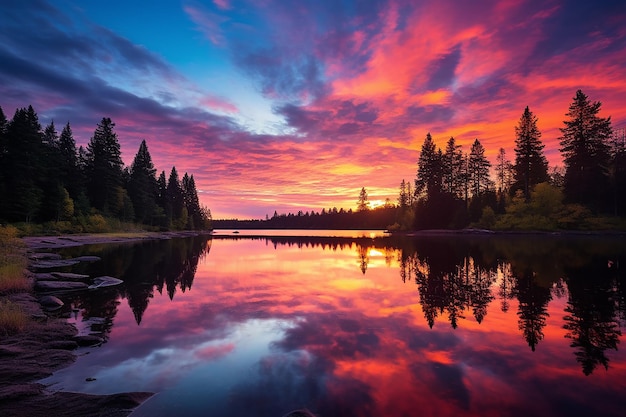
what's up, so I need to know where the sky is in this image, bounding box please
[1,0,625,219]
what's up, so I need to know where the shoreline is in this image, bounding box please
[0,232,211,416]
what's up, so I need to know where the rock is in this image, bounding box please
[33,273,55,281]
[34,281,88,291]
[30,259,80,269]
[74,335,104,347]
[49,272,90,281]
[88,276,123,289]
[45,340,78,350]
[29,253,62,261]
[38,296,64,309]
[70,256,101,262]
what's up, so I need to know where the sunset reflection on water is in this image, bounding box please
[41,235,626,417]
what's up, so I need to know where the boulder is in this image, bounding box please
[30,259,80,269]
[49,272,90,281]
[38,296,64,309]
[33,273,55,281]
[88,276,123,289]
[74,335,104,347]
[70,256,101,262]
[35,281,88,291]
[29,253,62,261]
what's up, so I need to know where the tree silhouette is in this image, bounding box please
[515,269,551,351]
[513,106,549,201]
[559,90,612,211]
[442,137,464,197]
[357,187,370,211]
[128,140,158,224]
[468,139,493,197]
[85,117,125,214]
[415,133,443,200]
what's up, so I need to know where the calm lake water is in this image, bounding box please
[40,231,626,417]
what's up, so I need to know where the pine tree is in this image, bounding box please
[398,179,409,209]
[559,90,612,210]
[40,120,67,221]
[514,106,549,201]
[58,122,80,198]
[1,106,45,221]
[182,173,203,229]
[609,129,626,215]
[85,117,124,213]
[415,133,443,200]
[442,137,464,197]
[468,139,493,197]
[495,148,513,195]
[357,187,370,211]
[0,106,7,218]
[128,140,158,224]
[166,166,184,228]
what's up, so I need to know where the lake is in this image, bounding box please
[40,231,626,417]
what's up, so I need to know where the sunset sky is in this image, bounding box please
[1,0,625,219]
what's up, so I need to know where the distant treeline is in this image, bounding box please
[214,203,397,229]
[247,89,626,231]
[0,105,211,231]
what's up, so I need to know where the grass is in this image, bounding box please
[0,225,31,335]
[0,225,30,294]
[0,299,29,336]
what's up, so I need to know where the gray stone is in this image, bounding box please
[30,259,80,269]
[29,253,62,260]
[35,281,88,291]
[74,335,104,347]
[88,276,123,289]
[50,272,90,281]
[70,256,101,262]
[39,295,64,308]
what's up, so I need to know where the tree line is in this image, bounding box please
[0,105,211,231]
[223,89,625,231]
[398,89,626,230]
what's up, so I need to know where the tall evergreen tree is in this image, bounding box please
[415,133,443,200]
[398,179,409,209]
[85,117,124,214]
[58,122,80,198]
[128,140,158,224]
[166,166,184,228]
[559,90,612,210]
[495,147,513,195]
[357,187,370,211]
[609,129,626,216]
[468,139,493,197]
[1,106,45,221]
[182,173,202,229]
[513,106,549,201]
[442,137,464,197]
[0,106,7,216]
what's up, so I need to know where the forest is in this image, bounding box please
[1,89,625,233]
[218,89,626,231]
[0,106,211,233]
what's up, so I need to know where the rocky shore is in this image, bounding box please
[0,232,212,416]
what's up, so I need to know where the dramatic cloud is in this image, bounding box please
[1,0,625,217]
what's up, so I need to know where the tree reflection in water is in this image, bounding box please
[58,234,625,376]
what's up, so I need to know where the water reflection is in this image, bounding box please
[44,234,626,417]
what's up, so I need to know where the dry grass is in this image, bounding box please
[0,299,29,336]
[0,225,30,294]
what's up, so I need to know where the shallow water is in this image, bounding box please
[41,232,626,417]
